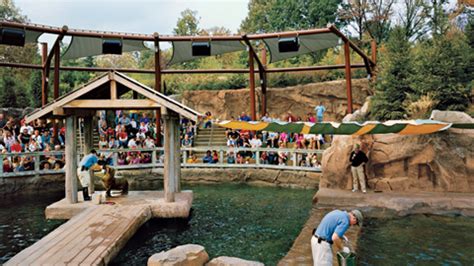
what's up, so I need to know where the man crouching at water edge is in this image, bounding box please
[311,209,363,265]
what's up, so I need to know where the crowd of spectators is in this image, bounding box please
[1,113,65,172]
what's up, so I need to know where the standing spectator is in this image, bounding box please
[314,102,326,122]
[18,128,31,151]
[239,112,251,122]
[203,111,213,128]
[350,143,368,193]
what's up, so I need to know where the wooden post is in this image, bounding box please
[83,116,94,194]
[154,35,162,147]
[41,43,48,106]
[344,41,353,114]
[163,109,181,202]
[371,40,377,64]
[261,47,267,118]
[65,116,78,203]
[54,43,60,99]
[248,50,257,121]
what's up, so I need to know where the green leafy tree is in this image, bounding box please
[29,70,43,108]
[0,74,18,107]
[173,9,200,36]
[411,30,472,111]
[371,27,414,120]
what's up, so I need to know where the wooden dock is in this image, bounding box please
[6,191,193,265]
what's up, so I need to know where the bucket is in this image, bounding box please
[336,251,356,266]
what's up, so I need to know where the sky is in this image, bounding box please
[14,0,250,46]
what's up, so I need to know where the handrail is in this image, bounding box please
[1,146,323,178]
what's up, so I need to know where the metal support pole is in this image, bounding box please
[261,47,267,117]
[344,41,353,114]
[65,116,78,203]
[248,51,256,121]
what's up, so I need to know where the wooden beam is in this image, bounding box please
[261,45,267,117]
[63,99,161,109]
[65,116,78,204]
[154,34,162,147]
[110,80,117,100]
[53,108,65,116]
[41,43,48,106]
[248,49,256,121]
[344,41,353,114]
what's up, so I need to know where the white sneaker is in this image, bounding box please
[352,189,358,192]
[362,190,367,193]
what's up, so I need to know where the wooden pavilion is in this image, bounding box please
[25,71,202,204]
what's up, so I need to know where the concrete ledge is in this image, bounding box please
[315,188,474,216]
[46,190,193,220]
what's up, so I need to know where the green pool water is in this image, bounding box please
[0,193,65,264]
[111,183,315,265]
[357,214,474,265]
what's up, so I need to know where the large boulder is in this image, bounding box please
[148,244,209,266]
[206,256,264,266]
[321,131,474,192]
[430,110,474,123]
[182,79,369,121]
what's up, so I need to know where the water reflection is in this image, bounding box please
[0,193,65,264]
[111,183,315,265]
[357,214,474,265]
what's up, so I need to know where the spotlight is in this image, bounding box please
[102,39,122,55]
[278,37,299,53]
[0,28,26,47]
[192,42,211,56]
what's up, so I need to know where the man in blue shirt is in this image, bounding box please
[78,150,99,201]
[314,102,326,122]
[311,209,363,265]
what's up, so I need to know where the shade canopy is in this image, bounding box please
[168,40,246,65]
[62,36,147,60]
[217,120,463,135]
[264,32,341,63]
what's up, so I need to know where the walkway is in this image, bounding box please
[6,191,193,265]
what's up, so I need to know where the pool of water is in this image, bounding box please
[357,214,474,265]
[111,183,315,265]
[0,192,65,264]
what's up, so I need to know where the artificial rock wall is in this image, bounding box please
[181,79,370,121]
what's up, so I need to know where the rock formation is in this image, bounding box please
[182,79,370,121]
[207,256,264,266]
[321,112,474,193]
[147,244,209,266]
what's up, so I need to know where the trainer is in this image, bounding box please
[311,209,363,265]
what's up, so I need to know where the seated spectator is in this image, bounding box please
[311,154,321,168]
[53,160,64,170]
[203,150,213,164]
[260,151,269,164]
[127,137,138,149]
[3,158,13,173]
[285,111,297,122]
[212,150,219,163]
[106,127,115,138]
[10,140,23,153]
[278,142,288,165]
[239,112,251,122]
[267,131,279,148]
[187,153,198,164]
[227,135,238,147]
[41,161,51,170]
[99,135,108,149]
[108,137,119,149]
[41,130,51,148]
[28,139,40,152]
[296,134,306,149]
[144,136,156,148]
[249,135,262,149]
[261,112,272,122]
[3,131,15,152]
[118,130,128,148]
[236,152,245,164]
[279,132,288,146]
[18,128,31,149]
[181,134,193,148]
[98,121,108,137]
[140,113,150,125]
[307,112,316,123]
[227,151,236,164]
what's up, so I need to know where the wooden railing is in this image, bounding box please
[0,147,323,177]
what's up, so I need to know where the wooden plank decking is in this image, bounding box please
[5,204,152,266]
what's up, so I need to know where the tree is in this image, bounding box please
[426,0,450,36]
[0,74,18,108]
[398,0,429,41]
[173,9,200,36]
[0,0,26,22]
[371,27,414,120]
[338,0,371,40]
[29,71,43,108]
[411,29,472,111]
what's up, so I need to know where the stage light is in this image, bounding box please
[102,39,122,55]
[192,42,211,56]
[278,37,299,53]
[0,28,25,47]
